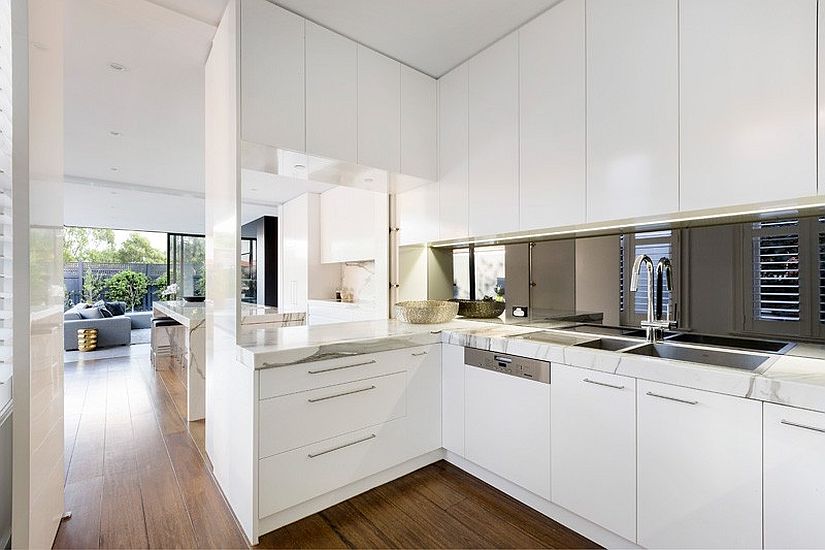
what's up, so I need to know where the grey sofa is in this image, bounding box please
[64,301,133,351]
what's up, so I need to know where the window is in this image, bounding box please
[751,220,800,323]
[621,230,676,326]
[167,233,206,299]
[452,245,506,302]
[452,248,470,299]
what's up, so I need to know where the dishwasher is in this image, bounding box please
[463,348,551,500]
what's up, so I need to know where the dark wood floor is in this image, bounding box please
[55,349,598,550]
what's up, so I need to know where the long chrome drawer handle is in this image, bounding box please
[307,385,376,403]
[411,351,428,356]
[307,360,377,375]
[646,391,698,405]
[583,378,625,390]
[781,419,825,434]
[307,433,376,458]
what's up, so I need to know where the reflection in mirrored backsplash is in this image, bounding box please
[502,214,825,355]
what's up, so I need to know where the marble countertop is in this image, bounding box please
[237,318,825,414]
[155,301,306,328]
[154,300,205,327]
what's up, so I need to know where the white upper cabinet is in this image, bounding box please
[519,0,586,230]
[680,0,816,211]
[397,183,438,246]
[357,46,401,172]
[400,66,437,181]
[764,403,825,549]
[468,33,520,236]
[586,0,679,223]
[637,381,762,549]
[306,22,358,163]
[320,186,380,263]
[438,63,469,240]
[239,0,305,152]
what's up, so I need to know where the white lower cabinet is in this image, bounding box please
[464,361,551,500]
[441,344,465,455]
[257,345,441,520]
[764,403,825,549]
[637,380,762,549]
[550,364,636,541]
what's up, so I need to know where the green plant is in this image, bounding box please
[153,273,169,298]
[82,267,106,303]
[105,270,149,311]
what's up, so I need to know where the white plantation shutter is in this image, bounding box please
[751,220,800,322]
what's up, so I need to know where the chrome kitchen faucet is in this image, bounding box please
[630,254,677,342]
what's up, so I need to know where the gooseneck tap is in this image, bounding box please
[631,254,677,342]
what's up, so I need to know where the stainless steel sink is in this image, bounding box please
[665,332,793,354]
[515,331,595,346]
[624,343,770,371]
[574,338,640,352]
[559,324,648,338]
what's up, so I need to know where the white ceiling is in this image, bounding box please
[272,0,559,77]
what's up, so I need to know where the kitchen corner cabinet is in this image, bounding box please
[680,0,816,211]
[240,0,305,152]
[397,183,438,246]
[438,63,469,241]
[519,0,586,230]
[306,21,358,163]
[764,403,825,549]
[441,344,465,455]
[357,46,401,172]
[468,33,519,236]
[550,364,636,542]
[637,380,762,549]
[320,186,384,263]
[401,66,437,181]
[586,0,678,223]
[464,361,550,500]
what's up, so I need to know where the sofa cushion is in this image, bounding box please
[64,311,82,321]
[105,301,126,317]
[79,307,103,320]
[99,307,113,318]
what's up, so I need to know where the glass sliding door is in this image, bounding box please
[167,233,206,298]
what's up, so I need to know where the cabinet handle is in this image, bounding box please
[781,419,825,434]
[307,359,376,374]
[411,351,428,357]
[307,385,376,403]
[646,391,698,406]
[307,433,376,458]
[583,378,625,390]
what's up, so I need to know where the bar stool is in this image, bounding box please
[151,317,182,370]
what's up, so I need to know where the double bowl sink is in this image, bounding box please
[517,324,791,371]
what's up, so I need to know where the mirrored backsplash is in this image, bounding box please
[495,214,825,356]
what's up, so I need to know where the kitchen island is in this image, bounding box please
[153,300,306,421]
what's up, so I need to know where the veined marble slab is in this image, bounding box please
[153,300,205,329]
[240,303,306,326]
[237,318,825,414]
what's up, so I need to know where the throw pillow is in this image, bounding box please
[105,301,126,317]
[79,307,102,320]
[99,307,113,318]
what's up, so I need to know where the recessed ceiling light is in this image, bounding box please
[108,62,128,72]
[250,187,259,191]
[293,164,306,170]
[110,167,119,172]
[109,130,122,137]
[364,177,374,184]
[110,191,118,195]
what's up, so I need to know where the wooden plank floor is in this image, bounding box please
[55,348,599,550]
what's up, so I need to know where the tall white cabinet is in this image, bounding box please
[586,0,679,223]
[357,46,401,172]
[519,0,586,230]
[305,22,358,163]
[401,66,437,181]
[680,0,816,210]
[437,63,469,240]
[468,34,519,236]
[239,0,305,152]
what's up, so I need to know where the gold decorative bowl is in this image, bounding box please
[394,300,458,324]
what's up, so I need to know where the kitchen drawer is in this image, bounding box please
[258,345,436,399]
[259,416,432,518]
[259,371,407,458]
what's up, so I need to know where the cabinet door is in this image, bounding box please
[680,0,816,211]
[306,22,357,163]
[357,46,400,172]
[240,0,305,151]
[465,365,550,499]
[519,0,585,230]
[764,403,825,549]
[441,344,465,455]
[438,63,469,240]
[468,33,519,236]
[637,380,762,549]
[401,66,437,181]
[586,0,678,222]
[281,195,308,311]
[397,183,438,246]
[550,365,636,542]
[320,186,378,263]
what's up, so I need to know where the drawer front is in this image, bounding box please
[259,345,435,399]
[259,415,437,519]
[259,371,407,458]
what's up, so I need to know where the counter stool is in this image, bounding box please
[151,317,182,370]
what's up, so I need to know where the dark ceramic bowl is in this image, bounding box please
[451,299,506,319]
[183,296,206,303]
